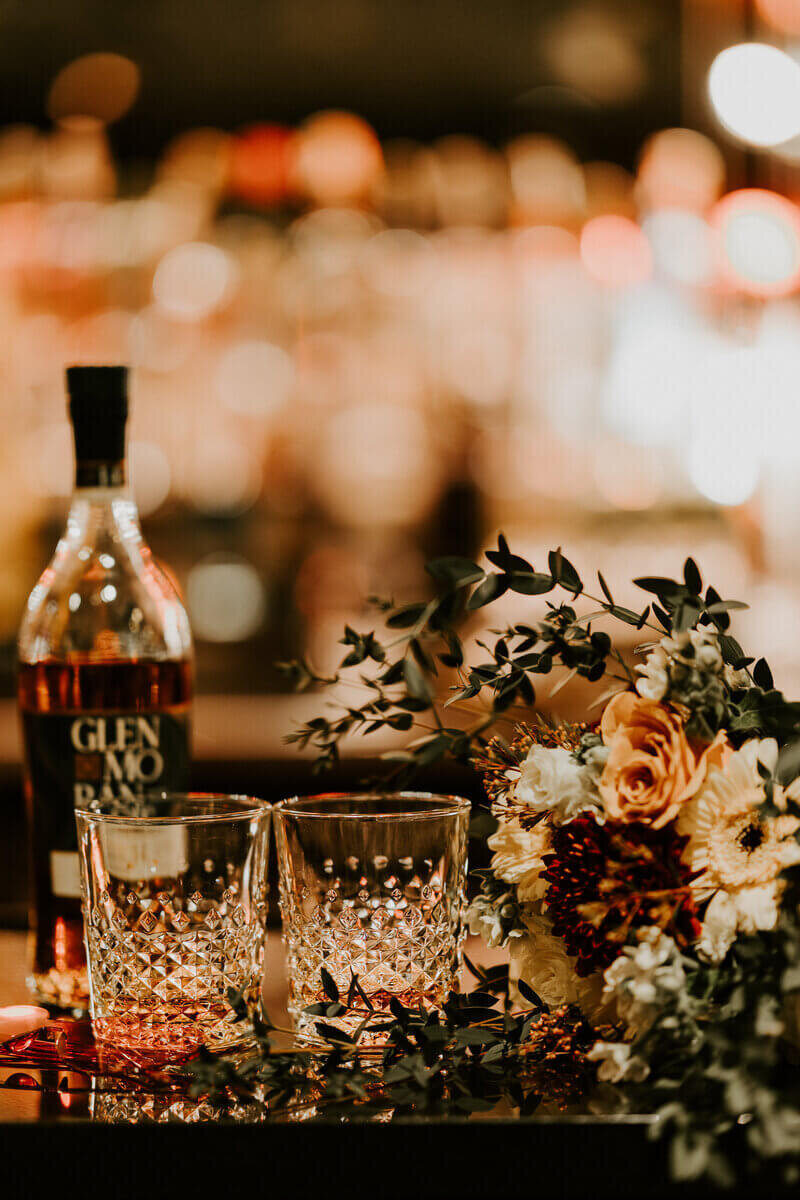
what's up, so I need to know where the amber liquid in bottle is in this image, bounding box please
[18,659,192,1010]
[18,367,193,1012]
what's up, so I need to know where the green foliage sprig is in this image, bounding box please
[279,539,800,778]
[187,962,601,1121]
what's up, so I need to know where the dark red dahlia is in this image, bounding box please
[541,815,701,977]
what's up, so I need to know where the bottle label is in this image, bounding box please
[22,711,190,899]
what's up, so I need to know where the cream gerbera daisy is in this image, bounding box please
[677,738,800,961]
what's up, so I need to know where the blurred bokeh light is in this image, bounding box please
[712,189,800,296]
[47,53,140,125]
[708,43,800,148]
[2,0,800,714]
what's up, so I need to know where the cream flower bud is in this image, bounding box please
[636,668,669,701]
[696,643,722,670]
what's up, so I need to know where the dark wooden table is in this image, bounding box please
[0,930,786,1199]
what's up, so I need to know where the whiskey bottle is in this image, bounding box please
[17,366,193,1011]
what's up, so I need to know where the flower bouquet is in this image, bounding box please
[281,542,800,1183]
[471,635,798,1007]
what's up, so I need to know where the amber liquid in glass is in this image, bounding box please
[18,658,192,1012]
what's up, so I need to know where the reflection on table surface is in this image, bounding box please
[7,927,616,1126]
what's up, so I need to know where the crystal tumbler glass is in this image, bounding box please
[273,792,470,1038]
[76,794,270,1063]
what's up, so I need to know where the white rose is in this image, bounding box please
[510,912,612,1019]
[509,926,580,1009]
[515,744,601,824]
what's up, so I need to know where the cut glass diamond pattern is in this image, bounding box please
[284,879,464,1039]
[87,914,264,1050]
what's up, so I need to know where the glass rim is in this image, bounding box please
[74,791,270,826]
[273,791,471,822]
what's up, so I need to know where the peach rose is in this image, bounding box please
[598,692,728,828]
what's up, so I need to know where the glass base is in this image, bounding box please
[91,1013,257,1071]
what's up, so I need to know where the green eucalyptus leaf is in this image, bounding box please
[597,570,614,604]
[548,548,582,593]
[315,1022,354,1044]
[426,557,484,586]
[320,967,340,1002]
[466,573,508,610]
[507,571,556,596]
[718,634,746,667]
[403,656,433,703]
[683,557,702,594]
[634,576,686,602]
[607,604,649,627]
[753,658,774,690]
[386,603,428,629]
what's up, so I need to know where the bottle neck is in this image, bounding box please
[67,461,141,548]
[74,459,126,490]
